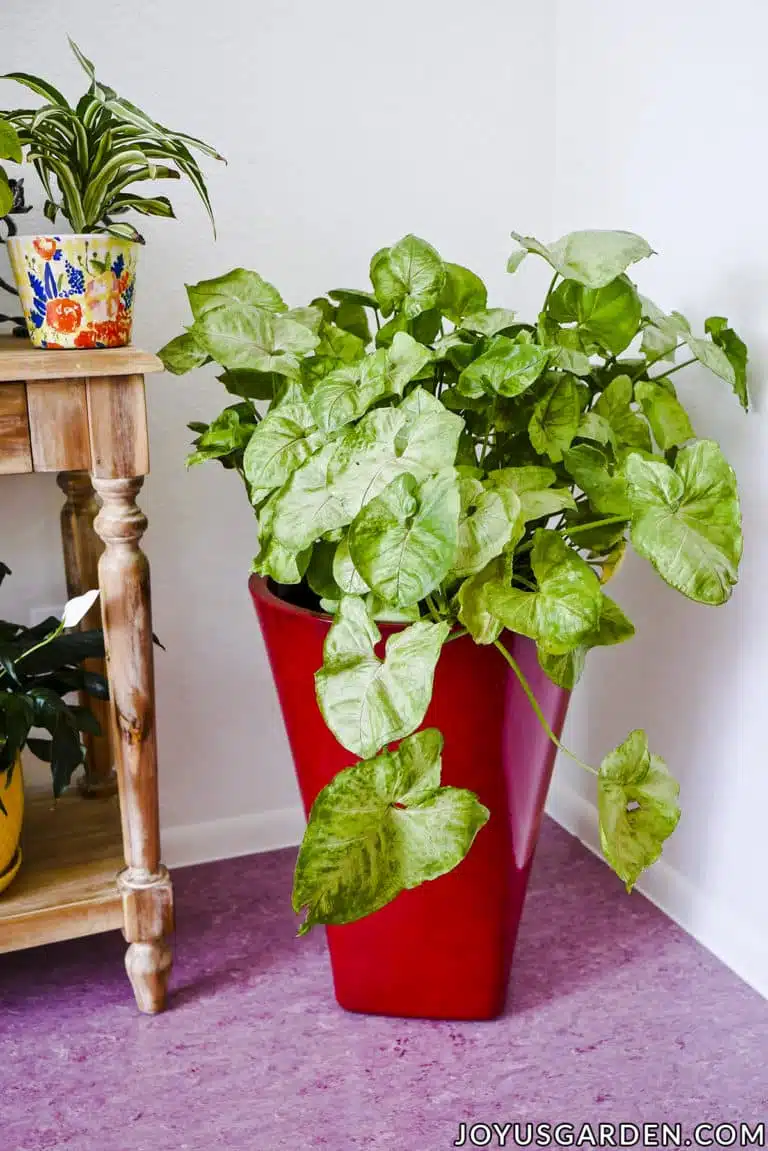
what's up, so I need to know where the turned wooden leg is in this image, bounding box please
[57,471,116,797]
[92,475,173,1014]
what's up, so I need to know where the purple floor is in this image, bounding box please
[2,819,766,1151]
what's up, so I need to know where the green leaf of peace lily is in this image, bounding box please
[704,316,749,410]
[634,380,694,451]
[562,444,630,517]
[594,375,652,452]
[449,478,522,580]
[439,262,488,324]
[548,275,642,355]
[242,399,323,504]
[625,440,742,605]
[484,529,602,653]
[158,331,210,375]
[508,229,654,289]
[457,553,513,645]
[458,336,549,399]
[538,593,635,690]
[369,234,446,319]
[315,596,450,758]
[348,471,460,606]
[528,377,582,462]
[598,729,680,892]
[292,728,489,933]
[186,268,287,319]
[485,466,576,523]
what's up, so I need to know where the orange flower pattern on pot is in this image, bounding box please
[6,233,139,349]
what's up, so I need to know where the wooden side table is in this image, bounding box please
[0,335,172,1014]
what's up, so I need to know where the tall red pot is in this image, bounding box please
[250,575,569,1021]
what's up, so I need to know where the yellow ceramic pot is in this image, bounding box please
[0,758,23,895]
[7,233,139,349]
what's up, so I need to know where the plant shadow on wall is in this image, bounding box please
[160,230,749,937]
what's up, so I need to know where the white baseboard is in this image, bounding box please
[546,780,768,1001]
[162,805,305,869]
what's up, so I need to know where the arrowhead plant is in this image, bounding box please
[161,228,748,929]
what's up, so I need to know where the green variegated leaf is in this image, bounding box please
[548,276,641,355]
[509,229,653,289]
[192,306,317,375]
[528,378,581,462]
[486,467,576,523]
[253,537,312,584]
[576,411,616,448]
[186,404,257,469]
[328,288,380,309]
[348,471,460,606]
[704,316,749,410]
[459,308,517,337]
[598,729,680,891]
[370,234,446,318]
[395,389,464,474]
[458,336,549,399]
[484,529,602,653]
[360,331,432,398]
[315,596,449,757]
[450,478,521,579]
[270,443,351,551]
[315,323,367,362]
[439,262,487,324]
[594,375,652,452]
[635,380,694,450]
[292,728,489,933]
[186,268,286,318]
[563,443,630,516]
[538,593,635,689]
[681,331,736,390]
[309,363,381,433]
[242,400,322,504]
[158,331,210,375]
[625,440,742,605]
[457,553,513,645]
[333,535,370,595]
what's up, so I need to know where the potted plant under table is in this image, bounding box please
[161,228,747,1019]
[0,38,221,349]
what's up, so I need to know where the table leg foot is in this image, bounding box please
[125,940,172,1014]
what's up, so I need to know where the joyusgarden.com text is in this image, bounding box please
[453,1122,766,1147]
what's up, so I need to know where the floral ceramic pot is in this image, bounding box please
[7,233,138,349]
[0,758,23,896]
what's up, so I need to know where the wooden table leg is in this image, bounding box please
[57,471,116,797]
[92,475,173,1013]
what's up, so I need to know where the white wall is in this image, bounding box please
[0,2,557,839]
[548,0,768,996]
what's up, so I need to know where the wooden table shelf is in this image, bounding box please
[0,788,124,954]
[0,335,173,1013]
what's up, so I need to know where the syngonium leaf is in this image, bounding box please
[598,729,680,891]
[292,727,489,933]
[309,363,377,433]
[242,398,323,504]
[594,375,652,452]
[634,380,694,450]
[456,553,513,645]
[538,593,635,689]
[360,331,432,398]
[458,308,517,337]
[484,529,602,653]
[186,268,287,318]
[625,440,742,605]
[563,443,630,516]
[439,262,487,324]
[458,335,549,399]
[370,234,446,318]
[449,478,522,579]
[704,316,749,410]
[186,404,258,469]
[528,377,582,462]
[548,275,642,355]
[486,466,576,523]
[333,535,369,595]
[269,443,351,552]
[192,305,319,375]
[348,471,460,606]
[158,331,210,375]
[508,229,654,289]
[315,596,449,758]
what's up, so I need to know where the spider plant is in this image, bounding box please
[0,38,223,242]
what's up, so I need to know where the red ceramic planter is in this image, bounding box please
[249,575,569,1021]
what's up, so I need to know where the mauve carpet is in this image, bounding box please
[1,818,766,1151]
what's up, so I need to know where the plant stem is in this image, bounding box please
[0,621,64,682]
[493,639,597,775]
[444,627,468,644]
[425,594,442,622]
[543,271,559,312]
[631,344,685,380]
[649,357,696,381]
[515,515,628,556]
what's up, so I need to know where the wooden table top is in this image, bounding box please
[0,336,164,382]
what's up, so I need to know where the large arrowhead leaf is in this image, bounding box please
[360,331,432,397]
[158,331,210,375]
[458,308,517,337]
[563,443,630,516]
[370,235,446,318]
[538,593,635,689]
[192,306,319,375]
[269,443,351,551]
[509,229,653,289]
[625,440,742,604]
[186,268,287,318]
[315,596,449,757]
[457,553,513,644]
[528,377,582,462]
[439,262,487,324]
[487,466,576,523]
[450,479,522,578]
[458,335,549,398]
[548,276,641,355]
[598,729,680,891]
[395,388,464,473]
[309,363,383,433]
[634,380,694,450]
[348,471,460,606]
[484,529,602,653]
[242,399,323,505]
[292,728,489,933]
[594,375,652,451]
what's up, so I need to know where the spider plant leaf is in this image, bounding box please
[109,193,175,218]
[2,72,70,108]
